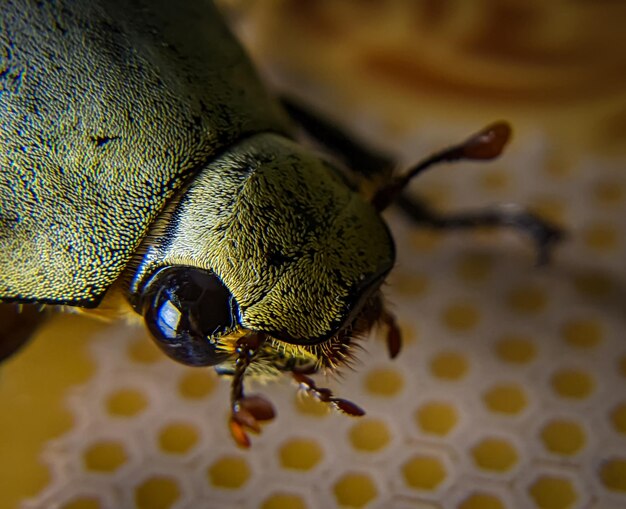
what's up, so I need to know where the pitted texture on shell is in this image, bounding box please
[0,0,288,306]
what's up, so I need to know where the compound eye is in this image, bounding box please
[140,267,238,366]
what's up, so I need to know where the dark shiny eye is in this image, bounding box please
[140,267,238,366]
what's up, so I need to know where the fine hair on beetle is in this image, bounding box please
[0,0,563,448]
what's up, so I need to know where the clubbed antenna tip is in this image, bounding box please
[461,121,512,160]
[372,121,512,211]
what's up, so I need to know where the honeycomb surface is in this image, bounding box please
[2,1,626,508]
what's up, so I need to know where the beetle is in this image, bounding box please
[0,0,562,447]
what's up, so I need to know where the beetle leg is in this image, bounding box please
[395,195,564,265]
[0,304,49,363]
[281,101,563,263]
[292,372,365,417]
[380,307,402,359]
[229,333,276,448]
[280,96,394,181]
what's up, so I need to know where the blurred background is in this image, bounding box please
[1,1,625,508]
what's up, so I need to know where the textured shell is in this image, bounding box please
[131,133,395,342]
[0,0,288,306]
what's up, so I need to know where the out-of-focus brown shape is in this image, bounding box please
[0,304,48,362]
[227,0,626,154]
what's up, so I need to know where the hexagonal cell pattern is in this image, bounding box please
[599,458,626,493]
[105,389,148,417]
[348,418,391,452]
[415,401,458,436]
[506,285,548,315]
[441,302,481,332]
[471,438,518,473]
[333,473,378,508]
[261,493,308,509]
[158,422,200,454]
[493,335,537,364]
[482,383,528,415]
[60,498,101,509]
[610,403,626,435]
[560,318,603,349]
[551,369,595,399]
[540,419,586,456]
[363,368,405,397]
[402,455,448,491]
[528,476,578,509]
[177,371,217,400]
[127,336,162,365]
[83,441,127,473]
[208,456,251,489]
[430,351,469,381]
[134,476,180,509]
[458,492,506,509]
[278,438,323,471]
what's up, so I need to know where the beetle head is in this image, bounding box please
[131,133,395,366]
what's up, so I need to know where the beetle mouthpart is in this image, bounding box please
[372,121,513,211]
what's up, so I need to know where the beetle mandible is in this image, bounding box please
[0,0,562,446]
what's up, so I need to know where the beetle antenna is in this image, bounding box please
[372,121,511,211]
